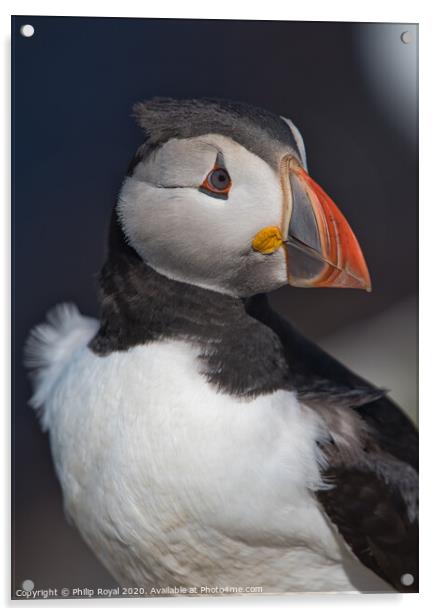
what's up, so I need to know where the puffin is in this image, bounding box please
[26,98,418,594]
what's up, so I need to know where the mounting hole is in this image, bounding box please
[400,573,414,586]
[400,31,413,45]
[20,24,35,38]
[21,579,34,591]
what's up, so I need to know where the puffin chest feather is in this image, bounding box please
[49,337,331,566]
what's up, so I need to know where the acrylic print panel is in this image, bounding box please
[12,16,418,598]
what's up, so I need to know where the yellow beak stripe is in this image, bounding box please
[251,226,284,254]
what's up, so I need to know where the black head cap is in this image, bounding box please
[129,97,301,173]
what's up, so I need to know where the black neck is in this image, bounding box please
[89,213,291,397]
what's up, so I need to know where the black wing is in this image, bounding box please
[245,295,418,592]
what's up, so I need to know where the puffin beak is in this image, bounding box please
[280,156,371,291]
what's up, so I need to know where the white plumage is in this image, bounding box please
[26,304,391,593]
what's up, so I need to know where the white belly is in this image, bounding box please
[35,313,390,593]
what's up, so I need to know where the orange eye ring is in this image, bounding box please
[200,165,232,198]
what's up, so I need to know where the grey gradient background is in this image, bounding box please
[12,16,418,595]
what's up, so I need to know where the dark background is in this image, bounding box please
[12,16,418,595]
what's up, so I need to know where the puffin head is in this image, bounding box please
[117,98,371,298]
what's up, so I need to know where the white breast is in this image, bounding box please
[27,305,391,593]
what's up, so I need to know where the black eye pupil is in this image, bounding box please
[210,168,230,190]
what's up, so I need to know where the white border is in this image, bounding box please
[2,0,435,613]
[0,0,425,23]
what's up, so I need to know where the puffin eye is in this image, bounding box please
[209,168,231,190]
[199,166,232,200]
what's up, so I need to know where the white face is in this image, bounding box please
[117,133,289,297]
